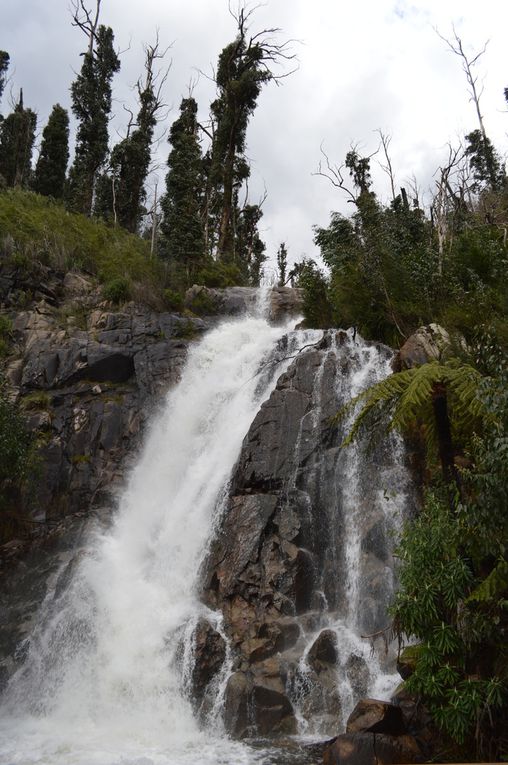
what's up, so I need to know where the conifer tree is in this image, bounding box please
[0,51,9,116]
[33,104,69,199]
[160,97,204,277]
[277,242,288,286]
[0,90,36,188]
[235,203,266,284]
[67,15,120,215]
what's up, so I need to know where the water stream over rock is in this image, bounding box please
[0,293,413,764]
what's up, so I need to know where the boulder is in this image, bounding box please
[308,629,338,670]
[268,286,304,323]
[190,618,226,708]
[346,698,407,736]
[394,323,450,370]
[323,732,422,765]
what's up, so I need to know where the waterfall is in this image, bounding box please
[0,301,411,763]
[285,331,410,736]
[0,295,313,765]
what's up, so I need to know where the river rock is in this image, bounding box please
[308,629,339,669]
[346,698,407,736]
[323,732,422,765]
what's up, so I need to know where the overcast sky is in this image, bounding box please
[2,1,508,277]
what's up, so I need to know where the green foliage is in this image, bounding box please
[102,277,131,304]
[311,148,508,344]
[0,90,37,188]
[96,45,159,233]
[20,391,51,411]
[187,290,220,317]
[0,190,157,288]
[392,488,507,757]
[160,97,204,275]
[0,51,9,111]
[465,129,506,191]
[163,289,184,312]
[196,258,246,288]
[33,104,69,199]
[296,259,335,329]
[208,12,278,260]
[0,314,12,357]
[277,242,288,286]
[339,359,484,458]
[235,203,266,285]
[0,382,36,542]
[67,25,120,215]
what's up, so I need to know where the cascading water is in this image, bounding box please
[283,331,411,737]
[0,297,412,764]
[0,294,315,765]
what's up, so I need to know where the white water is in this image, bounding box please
[0,296,311,765]
[288,332,408,736]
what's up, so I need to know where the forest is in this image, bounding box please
[0,1,507,761]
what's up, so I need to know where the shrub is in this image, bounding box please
[102,277,131,304]
[163,289,184,312]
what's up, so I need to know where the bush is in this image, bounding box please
[163,289,184,312]
[0,314,12,358]
[102,277,131,304]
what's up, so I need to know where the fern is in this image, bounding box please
[337,359,485,459]
[467,558,508,604]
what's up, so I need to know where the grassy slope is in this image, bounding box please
[0,190,160,287]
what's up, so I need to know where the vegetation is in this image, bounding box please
[341,335,508,759]
[0,90,37,189]
[0,381,37,543]
[0,190,156,286]
[33,104,69,200]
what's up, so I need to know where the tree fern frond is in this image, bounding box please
[466,558,508,604]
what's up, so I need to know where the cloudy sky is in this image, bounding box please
[2,1,508,276]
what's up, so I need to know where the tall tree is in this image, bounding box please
[277,242,288,286]
[67,1,120,215]
[0,90,36,188]
[160,96,204,278]
[0,51,9,116]
[33,104,69,199]
[208,6,293,260]
[235,202,266,284]
[95,38,169,232]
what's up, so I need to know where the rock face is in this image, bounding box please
[393,323,450,370]
[323,699,423,765]
[200,332,413,737]
[0,262,304,690]
[184,284,303,323]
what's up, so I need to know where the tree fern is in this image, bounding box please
[337,359,485,462]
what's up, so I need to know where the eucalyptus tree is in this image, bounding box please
[208,5,294,261]
[33,104,70,199]
[95,37,170,232]
[67,0,120,215]
[0,89,37,188]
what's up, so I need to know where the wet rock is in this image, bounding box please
[268,286,303,323]
[191,618,226,707]
[224,671,251,738]
[308,630,338,670]
[391,686,444,760]
[323,732,422,765]
[251,683,297,736]
[346,698,407,736]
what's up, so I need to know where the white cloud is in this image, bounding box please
[2,0,507,269]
